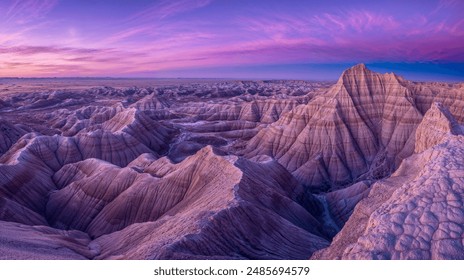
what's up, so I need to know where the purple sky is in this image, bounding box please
[0,0,463,80]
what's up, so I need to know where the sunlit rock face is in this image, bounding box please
[414,102,463,153]
[0,67,464,260]
[245,64,425,189]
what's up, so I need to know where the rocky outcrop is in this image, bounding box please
[0,220,96,260]
[312,104,464,259]
[324,181,371,228]
[53,105,125,136]
[0,108,174,225]
[245,64,423,189]
[3,145,330,259]
[130,92,169,111]
[91,146,328,259]
[415,102,463,153]
[0,119,26,155]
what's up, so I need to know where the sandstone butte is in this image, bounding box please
[0,64,463,259]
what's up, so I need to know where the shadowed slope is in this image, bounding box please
[91,146,328,259]
[0,144,331,259]
[0,109,174,225]
[312,103,464,259]
[0,119,27,155]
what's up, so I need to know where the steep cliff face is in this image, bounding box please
[246,64,422,189]
[313,103,464,259]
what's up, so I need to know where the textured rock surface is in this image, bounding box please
[312,105,464,259]
[0,118,26,155]
[415,102,463,153]
[245,64,423,189]
[325,181,371,228]
[0,220,95,260]
[91,147,328,259]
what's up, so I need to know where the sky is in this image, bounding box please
[0,0,463,81]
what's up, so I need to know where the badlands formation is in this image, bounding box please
[0,64,464,259]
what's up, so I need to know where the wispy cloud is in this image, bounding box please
[105,26,153,44]
[0,62,92,76]
[0,0,462,78]
[0,31,22,44]
[432,0,462,14]
[312,10,400,33]
[0,45,108,56]
[239,15,311,41]
[128,0,213,22]
[104,0,215,45]
[0,43,148,77]
[6,0,58,24]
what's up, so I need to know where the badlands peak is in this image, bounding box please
[337,63,406,90]
[344,63,368,73]
[338,63,370,80]
[245,63,422,188]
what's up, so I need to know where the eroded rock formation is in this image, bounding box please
[312,101,464,259]
[245,64,424,189]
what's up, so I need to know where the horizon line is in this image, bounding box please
[0,76,339,82]
[1,76,462,83]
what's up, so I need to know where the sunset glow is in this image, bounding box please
[0,0,463,80]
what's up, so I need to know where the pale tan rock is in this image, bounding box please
[55,105,124,136]
[313,105,464,259]
[130,92,168,111]
[246,64,423,188]
[100,108,174,153]
[415,102,463,153]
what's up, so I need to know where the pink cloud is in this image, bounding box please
[105,26,154,44]
[0,44,150,77]
[0,45,111,56]
[1,0,462,77]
